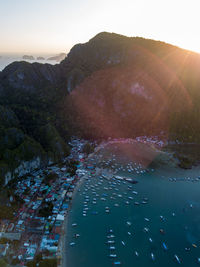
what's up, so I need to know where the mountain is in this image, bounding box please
[61,32,200,140]
[1,32,200,182]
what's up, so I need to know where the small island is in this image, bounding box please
[37,56,45,60]
[47,53,66,62]
[22,55,35,60]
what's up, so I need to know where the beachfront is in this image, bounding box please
[2,136,200,266]
[64,140,200,267]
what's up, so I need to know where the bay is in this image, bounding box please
[66,163,200,267]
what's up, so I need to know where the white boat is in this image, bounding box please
[121,241,125,246]
[162,242,168,250]
[107,240,115,244]
[109,254,117,258]
[174,255,181,264]
[107,235,115,238]
[74,234,80,238]
[151,253,155,261]
[134,251,139,257]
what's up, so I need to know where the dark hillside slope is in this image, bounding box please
[1,32,200,183]
[61,32,200,141]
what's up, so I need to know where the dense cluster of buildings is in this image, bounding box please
[0,138,91,265]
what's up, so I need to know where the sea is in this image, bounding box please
[66,145,200,267]
[0,55,57,71]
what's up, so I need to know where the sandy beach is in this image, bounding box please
[59,174,86,267]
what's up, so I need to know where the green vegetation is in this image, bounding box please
[27,257,57,267]
[1,31,200,180]
[0,105,19,128]
[38,201,54,217]
[67,160,79,177]
[82,143,95,155]
[38,123,70,160]
[39,259,57,267]
[0,258,9,267]
[43,172,59,185]
[0,238,10,244]
[11,258,20,265]
[177,156,193,169]
[0,205,15,220]
[164,144,200,169]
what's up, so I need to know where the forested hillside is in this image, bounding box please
[1,32,200,182]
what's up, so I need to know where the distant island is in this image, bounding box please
[47,53,66,62]
[22,55,35,60]
[37,56,45,60]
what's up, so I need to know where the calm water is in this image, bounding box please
[66,164,200,267]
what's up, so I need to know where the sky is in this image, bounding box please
[1,0,200,55]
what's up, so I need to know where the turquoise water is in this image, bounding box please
[66,166,200,267]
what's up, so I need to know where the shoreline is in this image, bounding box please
[59,165,112,267]
[59,175,85,267]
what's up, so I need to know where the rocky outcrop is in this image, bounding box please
[0,131,68,185]
[0,106,69,185]
[0,135,46,184]
[3,157,41,185]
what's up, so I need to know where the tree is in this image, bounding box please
[39,259,57,267]
[0,258,9,267]
[11,258,20,265]
[82,143,95,155]
[27,260,37,267]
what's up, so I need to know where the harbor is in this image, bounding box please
[65,140,200,267]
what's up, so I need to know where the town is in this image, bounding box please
[0,134,169,266]
[0,138,95,267]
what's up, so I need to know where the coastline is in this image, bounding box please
[59,175,85,267]
[58,141,200,267]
